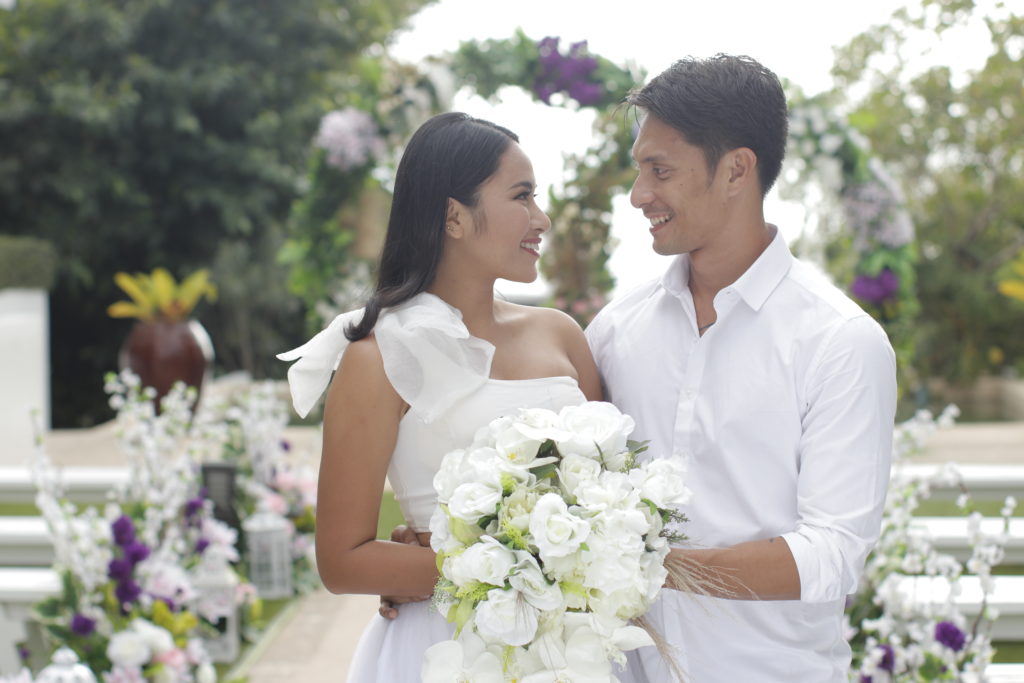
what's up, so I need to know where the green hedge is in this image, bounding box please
[0,235,57,291]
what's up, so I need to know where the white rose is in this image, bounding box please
[575,471,641,513]
[433,448,469,503]
[130,618,175,655]
[474,587,539,646]
[529,493,590,560]
[509,551,564,611]
[428,505,461,554]
[448,481,502,522]
[588,585,646,621]
[107,630,152,669]
[511,407,574,443]
[555,402,634,463]
[640,550,669,603]
[542,549,586,585]
[557,454,602,499]
[629,458,691,508]
[583,542,644,599]
[446,536,516,587]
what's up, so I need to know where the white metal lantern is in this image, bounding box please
[191,550,240,664]
[243,504,293,599]
[36,647,97,683]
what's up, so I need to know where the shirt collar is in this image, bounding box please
[656,226,793,311]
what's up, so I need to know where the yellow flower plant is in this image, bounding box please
[108,268,218,322]
[997,249,1024,303]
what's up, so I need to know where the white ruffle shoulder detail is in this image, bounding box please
[276,292,495,422]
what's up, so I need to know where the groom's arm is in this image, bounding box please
[671,317,896,603]
[668,538,800,600]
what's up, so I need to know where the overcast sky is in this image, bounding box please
[389,0,992,300]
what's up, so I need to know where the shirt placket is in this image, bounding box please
[671,288,740,460]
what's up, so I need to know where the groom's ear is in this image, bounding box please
[445,198,467,238]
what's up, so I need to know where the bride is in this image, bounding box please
[278,111,601,681]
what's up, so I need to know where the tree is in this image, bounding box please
[828,0,1024,393]
[0,0,431,425]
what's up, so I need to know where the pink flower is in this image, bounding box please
[265,492,288,516]
[154,647,188,670]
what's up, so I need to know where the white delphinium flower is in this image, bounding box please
[200,517,240,563]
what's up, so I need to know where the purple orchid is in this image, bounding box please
[70,613,96,636]
[935,621,967,652]
[111,514,135,546]
[851,268,900,304]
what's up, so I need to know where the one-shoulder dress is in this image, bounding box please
[278,292,587,682]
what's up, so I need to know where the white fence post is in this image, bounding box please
[0,288,49,467]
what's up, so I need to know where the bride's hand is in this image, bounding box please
[378,525,431,620]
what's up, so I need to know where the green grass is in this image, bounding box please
[375,491,407,540]
[995,641,1024,663]
[915,499,1010,517]
[0,502,40,516]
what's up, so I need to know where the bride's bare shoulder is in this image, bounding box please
[498,300,581,335]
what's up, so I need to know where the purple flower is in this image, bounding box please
[569,81,603,106]
[108,557,134,581]
[18,646,30,662]
[935,620,967,652]
[878,644,895,672]
[280,439,292,453]
[70,613,96,636]
[123,540,151,565]
[533,35,603,107]
[851,268,900,304]
[534,84,555,104]
[196,537,210,554]
[185,496,204,519]
[115,579,142,607]
[111,515,135,546]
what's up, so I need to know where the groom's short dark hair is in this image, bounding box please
[626,54,788,196]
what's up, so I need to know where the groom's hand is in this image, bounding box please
[379,525,430,620]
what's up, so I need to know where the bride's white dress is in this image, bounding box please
[278,292,587,682]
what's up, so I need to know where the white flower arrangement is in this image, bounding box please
[846,405,1015,681]
[423,401,691,682]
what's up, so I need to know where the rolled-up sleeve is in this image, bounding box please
[782,315,897,603]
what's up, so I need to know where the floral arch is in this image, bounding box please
[283,32,918,392]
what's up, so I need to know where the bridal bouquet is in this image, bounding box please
[423,401,691,682]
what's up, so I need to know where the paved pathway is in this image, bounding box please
[39,420,1023,681]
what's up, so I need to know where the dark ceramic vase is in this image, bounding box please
[118,319,211,407]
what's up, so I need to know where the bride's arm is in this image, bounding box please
[314,336,438,597]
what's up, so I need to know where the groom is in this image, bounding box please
[585,55,897,681]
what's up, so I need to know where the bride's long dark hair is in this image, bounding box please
[345,112,518,341]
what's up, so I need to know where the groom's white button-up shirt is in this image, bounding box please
[586,231,897,682]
